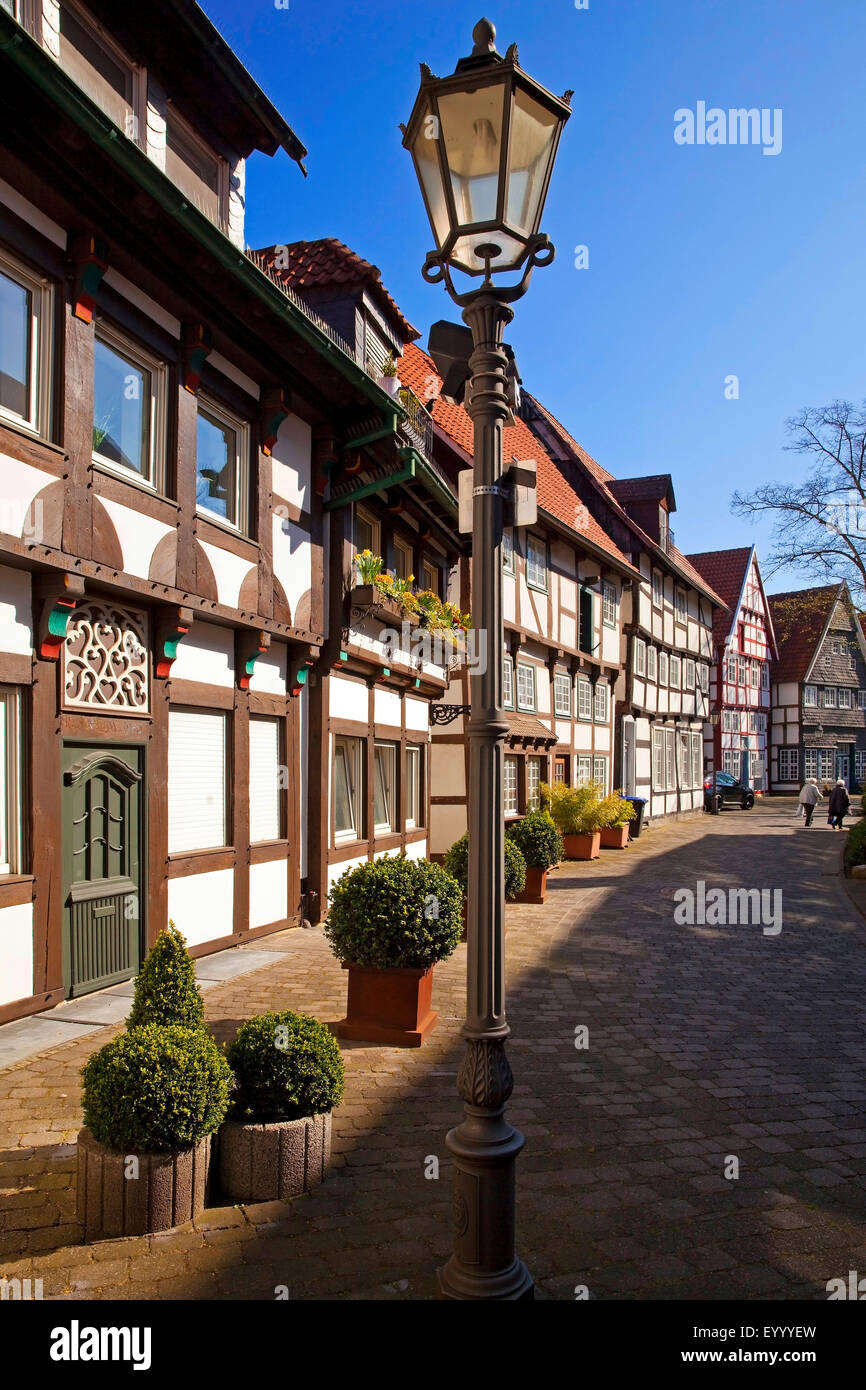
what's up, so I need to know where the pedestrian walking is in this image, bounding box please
[827,778,851,831]
[798,777,822,827]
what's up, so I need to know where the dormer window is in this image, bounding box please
[58,3,141,139]
[165,108,226,228]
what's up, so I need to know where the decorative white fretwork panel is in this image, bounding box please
[63,601,149,713]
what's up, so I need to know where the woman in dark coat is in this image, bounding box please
[827,779,851,830]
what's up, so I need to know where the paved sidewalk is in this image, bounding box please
[1,801,865,1301]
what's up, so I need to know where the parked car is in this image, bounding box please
[703,771,755,813]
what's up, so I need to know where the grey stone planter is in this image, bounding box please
[218,1113,332,1203]
[76,1127,211,1241]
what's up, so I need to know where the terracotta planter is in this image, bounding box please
[563,831,601,860]
[76,1127,211,1242]
[335,961,437,1047]
[515,865,548,904]
[599,824,630,850]
[219,1113,332,1203]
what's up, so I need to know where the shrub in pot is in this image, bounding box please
[77,1025,232,1240]
[325,854,462,1045]
[443,833,527,934]
[597,790,637,849]
[127,920,205,1030]
[541,781,604,861]
[506,810,563,903]
[220,1009,344,1202]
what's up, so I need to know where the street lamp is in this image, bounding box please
[402,18,571,1301]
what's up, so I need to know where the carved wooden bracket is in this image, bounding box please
[70,234,109,324]
[238,629,271,690]
[259,387,290,457]
[182,324,213,394]
[290,644,317,697]
[312,430,339,497]
[155,606,193,678]
[37,573,85,661]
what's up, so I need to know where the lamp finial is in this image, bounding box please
[472,17,497,55]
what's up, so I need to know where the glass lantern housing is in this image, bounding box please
[403,22,571,278]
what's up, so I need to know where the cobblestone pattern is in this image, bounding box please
[1,802,864,1301]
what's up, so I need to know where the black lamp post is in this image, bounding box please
[402,17,570,1301]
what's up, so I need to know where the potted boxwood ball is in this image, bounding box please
[220,1009,345,1203]
[77,1025,232,1241]
[443,832,527,937]
[506,810,563,904]
[325,854,462,1046]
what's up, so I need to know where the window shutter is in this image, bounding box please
[249,717,282,842]
[168,710,227,852]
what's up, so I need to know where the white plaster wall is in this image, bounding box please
[272,521,312,625]
[404,697,429,732]
[431,804,466,857]
[329,674,368,723]
[0,564,32,655]
[560,614,576,648]
[167,869,234,946]
[249,859,288,930]
[431,743,466,797]
[374,687,401,728]
[503,576,516,623]
[248,643,287,696]
[328,854,366,895]
[0,903,33,1006]
[601,627,619,663]
[778,682,799,705]
[170,621,234,687]
[555,720,571,745]
[0,457,55,538]
[99,497,174,581]
[271,414,312,512]
[595,726,611,752]
[199,540,256,611]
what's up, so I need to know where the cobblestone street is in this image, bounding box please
[2,799,865,1301]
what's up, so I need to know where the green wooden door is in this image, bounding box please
[62,744,143,997]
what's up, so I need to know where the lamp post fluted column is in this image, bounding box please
[438,291,533,1301]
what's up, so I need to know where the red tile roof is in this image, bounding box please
[687,547,753,646]
[256,237,419,342]
[524,395,615,487]
[400,344,635,572]
[768,584,842,684]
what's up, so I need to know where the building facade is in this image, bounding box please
[687,547,777,791]
[768,583,866,792]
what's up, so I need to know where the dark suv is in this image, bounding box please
[703,771,756,813]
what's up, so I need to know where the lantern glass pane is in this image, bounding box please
[450,229,525,274]
[505,86,560,235]
[438,83,505,227]
[412,108,451,251]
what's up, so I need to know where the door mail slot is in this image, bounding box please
[92,905,115,920]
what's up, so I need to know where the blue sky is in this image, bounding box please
[201,0,866,593]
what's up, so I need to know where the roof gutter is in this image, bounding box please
[0,13,392,414]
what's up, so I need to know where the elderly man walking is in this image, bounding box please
[798,777,822,827]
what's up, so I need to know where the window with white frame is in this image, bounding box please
[698,662,709,693]
[838,688,852,709]
[669,655,681,690]
[503,655,514,710]
[602,580,618,627]
[804,748,834,782]
[58,2,140,135]
[665,728,675,789]
[803,685,818,707]
[0,246,53,437]
[647,646,658,682]
[737,655,747,686]
[722,710,732,732]
[516,663,536,711]
[675,589,687,623]
[93,321,166,487]
[527,756,544,811]
[652,729,664,791]
[249,717,283,843]
[405,745,423,829]
[678,731,690,787]
[823,687,837,708]
[168,709,227,853]
[504,755,519,814]
[858,691,866,710]
[577,677,593,721]
[593,755,607,790]
[633,638,646,676]
[761,663,770,690]
[526,536,547,590]
[0,687,23,875]
[690,732,703,789]
[652,570,663,607]
[658,651,669,687]
[684,658,695,690]
[165,107,227,229]
[553,671,571,716]
[576,755,592,786]
[778,747,799,783]
[722,749,738,776]
[333,735,365,844]
[855,749,866,783]
[750,660,760,687]
[373,741,397,835]
[727,653,738,684]
[593,683,609,724]
[502,529,515,574]
[196,397,249,530]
